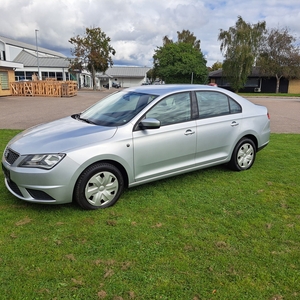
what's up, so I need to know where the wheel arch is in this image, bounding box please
[230,134,258,161]
[71,159,130,207]
[228,134,258,171]
[239,134,258,151]
[97,159,129,188]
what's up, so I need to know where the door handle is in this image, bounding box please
[184,129,195,135]
[231,121,239,127]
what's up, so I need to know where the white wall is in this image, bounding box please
[119,78,144,88]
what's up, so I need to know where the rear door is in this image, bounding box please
[194,91,243,166]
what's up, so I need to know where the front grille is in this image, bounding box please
[4,148,20,165]
[27,189,55,201]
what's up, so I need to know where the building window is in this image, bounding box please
[244,78,260,87]
[0,71,9,90]
[25,71,33,80]
[56,72,63,80]
[0,51,6,60]
[15,71,25,81]
[41,72,48,80]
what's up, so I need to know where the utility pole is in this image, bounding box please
[35,29,40,80]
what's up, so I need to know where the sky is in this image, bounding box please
[0,0,300,67]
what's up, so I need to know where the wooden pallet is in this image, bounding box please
[10,81,77,97]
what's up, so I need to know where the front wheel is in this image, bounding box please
[74,163,124,210]
[229,138,256,171]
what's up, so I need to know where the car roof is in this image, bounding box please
[124,84,220,96]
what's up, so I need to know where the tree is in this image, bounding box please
[153,30,207,84]
[258,27,300,93]
[209,61,223,72]
[146,68,156,83]
[69,27,115,90]
[177,29,201,51]
[218,16,266,92]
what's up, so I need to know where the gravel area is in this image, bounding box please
[0,90,299,133]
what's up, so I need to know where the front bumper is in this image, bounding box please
[2,154,80,205]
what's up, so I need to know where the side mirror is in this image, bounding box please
[139,118,161,129]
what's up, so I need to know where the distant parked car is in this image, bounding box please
[112,82,121,88]
[153,80,161,85]
[103,82,120,89]
[2,85,270,210]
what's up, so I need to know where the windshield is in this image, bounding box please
[80,91,158,126]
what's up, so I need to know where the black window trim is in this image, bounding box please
[194,90,242,120]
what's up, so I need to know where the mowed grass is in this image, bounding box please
[0,130,299,300]
[239,93,300,97]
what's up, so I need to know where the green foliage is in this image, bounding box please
[239,92,300,97]
[209,61,223,71]
[69,27,115,90]
[177,29,201,50]
[218,16,266,92]
[1,130,300,299]
[153,30,208,84]
[258,27,300,93]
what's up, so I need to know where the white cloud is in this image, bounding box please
[0,0,299,67]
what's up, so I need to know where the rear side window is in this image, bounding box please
[229,97,242,114]
[195,91,241,118]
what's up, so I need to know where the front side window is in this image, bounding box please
[196,91,241,118]
[145,92,191,126]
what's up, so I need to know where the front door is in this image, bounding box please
[133,92,197,182]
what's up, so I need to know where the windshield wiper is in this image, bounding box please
[73,113,96,125]
[78,116,97,124]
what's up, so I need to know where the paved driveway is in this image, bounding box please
[0,90,299,133]
[248,96,300,134]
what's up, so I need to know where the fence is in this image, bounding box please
[10,80,77,97]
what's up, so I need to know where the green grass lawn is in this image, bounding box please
[239,92,300,97]
[0,130,299,299]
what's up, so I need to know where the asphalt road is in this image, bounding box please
[0,90,299,133]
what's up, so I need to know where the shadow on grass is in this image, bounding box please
[2,163,231,213]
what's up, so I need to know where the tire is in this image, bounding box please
[229,138,256,171]
[74,163,124,210]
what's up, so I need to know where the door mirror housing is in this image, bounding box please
[139,118,161,129]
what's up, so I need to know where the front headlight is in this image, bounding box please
[19,154,66,169]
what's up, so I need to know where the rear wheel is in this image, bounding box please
[229,138,256,171]
[74,163,124,210]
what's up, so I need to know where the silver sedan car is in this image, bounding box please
[2,85,270,210]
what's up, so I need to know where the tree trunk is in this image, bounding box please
[91,66,96,91]
[275,75,281,93]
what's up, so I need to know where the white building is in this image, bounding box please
[0,35,71,81]
[94,66,151,89]
[0,35,151,90]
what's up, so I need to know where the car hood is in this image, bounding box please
[9,116,117,154]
